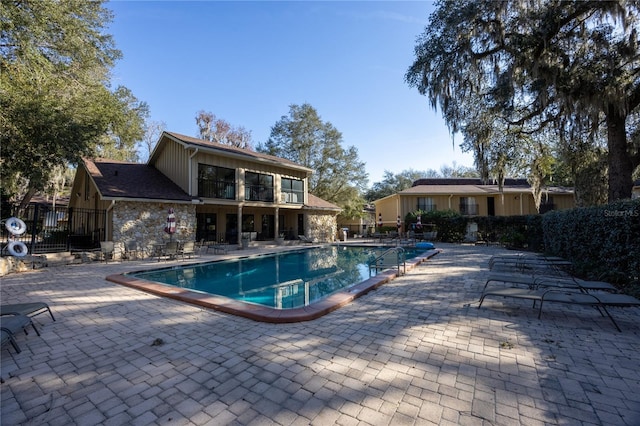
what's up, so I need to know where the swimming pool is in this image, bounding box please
[108,245,439,322]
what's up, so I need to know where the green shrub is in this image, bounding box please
[542,199,640,294]
[419,210,467,242]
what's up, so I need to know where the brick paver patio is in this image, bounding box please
[1,243,639,425]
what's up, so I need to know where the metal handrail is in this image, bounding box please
[368,247,406,276]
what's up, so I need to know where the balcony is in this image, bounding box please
[245,185,274,202]
[198,180,235,199]
[281,191,304,204]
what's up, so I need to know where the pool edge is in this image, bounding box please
[106,249,441,323]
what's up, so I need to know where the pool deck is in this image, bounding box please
[2,243,640,425]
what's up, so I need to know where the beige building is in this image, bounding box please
[374,178,574,231]
[69,131,341,254]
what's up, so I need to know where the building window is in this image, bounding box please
[281,178,304,204]
[245,171,274,202]
[459,197,478,215]
[198,164,235,199]
[417,197,436,212]
[539,196,555,214]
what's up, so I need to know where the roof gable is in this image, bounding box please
[151,131,312,174]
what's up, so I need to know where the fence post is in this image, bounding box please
[29,203,39,255]
[67,207,74,251]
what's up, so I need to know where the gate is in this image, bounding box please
[1,204,107,255]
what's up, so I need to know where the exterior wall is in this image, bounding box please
[375,196,400,227]
[306,211,337,243]
[111,201,196,258]
[69,167,112,212]
[550,194,575,211]
[191,149,309,203]
[377,190,576,226]
[154,140,191,194]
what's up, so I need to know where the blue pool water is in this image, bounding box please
[127,246,426,309]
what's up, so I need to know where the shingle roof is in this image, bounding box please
[84,158,342,210]
[305,194,341,211]
[411,178,530,187]
[85,158,193,202]
[400,184,573,195]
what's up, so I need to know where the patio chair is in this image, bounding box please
[163,241,180,261]
[298,235,314,244]
[123,240,140,261]
[478,287,640,332]
[99,241,115,263]
[180,241,196,259]
[0,302,55,322]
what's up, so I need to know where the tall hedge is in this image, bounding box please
[542,199,640,294]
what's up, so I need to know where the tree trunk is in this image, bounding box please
[17,188,37,215]
[606,108,633,202]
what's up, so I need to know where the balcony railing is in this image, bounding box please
[198,180,235,199]
[245,185,274,202]
[281,191,304,204]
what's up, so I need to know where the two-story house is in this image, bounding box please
[69,131,341,254]
[374,178,574,230]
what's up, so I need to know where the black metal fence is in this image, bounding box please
[1,204,107,255]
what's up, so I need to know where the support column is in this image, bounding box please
[237,205,242,245]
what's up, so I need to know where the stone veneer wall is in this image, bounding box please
[112,201,196,258]
[306,211,337,243]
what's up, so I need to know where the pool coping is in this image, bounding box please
[106,249,441,323]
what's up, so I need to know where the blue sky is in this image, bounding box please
[106,0,475,186]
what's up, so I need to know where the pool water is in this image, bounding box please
[127,246,425,309]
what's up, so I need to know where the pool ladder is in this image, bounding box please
[368,247,406,276]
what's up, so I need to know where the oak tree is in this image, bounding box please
[1,0,148,206]
[258,103,368,209]
[406,0,640,202]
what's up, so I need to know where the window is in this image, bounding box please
[539,196,555,214]
[198,164,235,199]
[242,214,255,232]
[459,197,478,215]
[417,197,436,212]
[245,172,274,202]
[281,178,304,204]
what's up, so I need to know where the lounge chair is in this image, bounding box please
[207,243,229,254]
[478,287,640,332]
[0,302,55,322]
[1,329,21,353]
[0,313,40,338]
[484,272,617,293]
[298,235,314,244]
[489,254,573,274]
